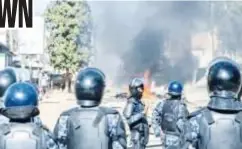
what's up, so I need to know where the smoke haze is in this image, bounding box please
[88,1,211,86]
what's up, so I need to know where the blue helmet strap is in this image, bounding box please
[1,106,39,120]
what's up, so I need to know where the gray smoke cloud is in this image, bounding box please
[88,1,210,86]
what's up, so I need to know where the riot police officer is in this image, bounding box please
[0,68,17,100]
[53,67,127,149]
[152,81,189,149]
[123,78,149,149]
[0,68,18,124]
[0,68,43,126]
[186,58,242,149]
[0,82,58,149]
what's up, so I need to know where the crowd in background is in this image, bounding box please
[9,62,74,100]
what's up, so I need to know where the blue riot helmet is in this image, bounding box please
[207,59,241,98]
[168,81,183,97]
[4,82,38,107]
[0,68,17,98]
[2,82,39,119]
[75,67,106,107]
[207,57,240,76]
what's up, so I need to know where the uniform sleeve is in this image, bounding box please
[43,129,59,149]
[107,113,127,149]
[53,115,69,149]
[123,101,144,125]
[176,103,189,133]
[0,115,9,125]
[151,100,164,136]
[185,114,201,146]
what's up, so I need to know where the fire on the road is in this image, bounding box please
[143,70,156,100]
[119,69,156,100]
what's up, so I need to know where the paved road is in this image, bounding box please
[39,88,208,148]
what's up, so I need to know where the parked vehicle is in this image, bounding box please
[50,73,65,90]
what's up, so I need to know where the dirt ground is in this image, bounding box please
[39,87,209,130]
[38,88,209,148]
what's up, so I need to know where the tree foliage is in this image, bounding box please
[45,0,92,71]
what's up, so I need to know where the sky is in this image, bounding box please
[34,0,51,15]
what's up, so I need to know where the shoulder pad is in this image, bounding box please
[0,123,10,135]
[61,107,79,116]
[99,107,119,115]
[188,107,206,119]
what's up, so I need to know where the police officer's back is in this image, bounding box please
[0,68,43,126]
[54,68,127,149]
[0,82,58,149]
[152,81,189,148]
[186,58,242,149]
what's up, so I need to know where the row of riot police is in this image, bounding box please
[0,67,127,149]
[0,65,183,149]
[0,56,240,149]
[123,56,242,149]
[123,77,189,149]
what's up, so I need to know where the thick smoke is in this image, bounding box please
[88,1,210,86]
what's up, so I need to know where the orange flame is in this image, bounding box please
[143,70,156,100]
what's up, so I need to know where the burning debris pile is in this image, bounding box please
[115,70,159,100]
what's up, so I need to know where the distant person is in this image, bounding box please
[39,72,49,99]
[61,74,65,92]
[32,69,40,85]
[65,68,72,93]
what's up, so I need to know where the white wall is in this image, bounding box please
[18,16,45,55]
[191,31,218,68]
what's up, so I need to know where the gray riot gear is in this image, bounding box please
[54,67,126,149]
[0,123,46,149]
[152,96,189,149]
[207,59,242,111]
[129,78,144,99]
[188,108,242,149]
[54,106,127,149]
[0,82,57,149]
[186,58,242,149]
[0,122,58,149]
[75,67,105,107]
[123,97,149,149]
[161,100,184,133]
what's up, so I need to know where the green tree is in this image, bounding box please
[45,0,92,71]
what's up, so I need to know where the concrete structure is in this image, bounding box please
[17,16,46,70]
[0,29,17,69]
[191,31,220,86]
[191,31,219,68]
[0,44,14,70]
[18,16,45,55]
